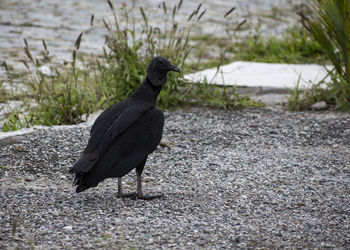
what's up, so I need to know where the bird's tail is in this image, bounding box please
[76,183,90,193]
[72,172,83,185]
[69,154,98,193]
[70,172,91,193]
[69,154,96,174]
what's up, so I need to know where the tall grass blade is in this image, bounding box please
[74,32,83,50]
[235,19,247,30]
[90,14,94,27]
[23,38,28,48]
[177,0,183,10]
[42,39,48,51]
[187,10,196,21]
[24,47,34,63]
[197,9,206,22]
[172,5,177,20]
[103,19,111,32]
[107,0,114,10]
[224,7,236,18]
[195,3,202,14]
[162,2,167,14]
[140,7,148,26]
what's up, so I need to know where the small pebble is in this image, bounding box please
[311,101,328,110]
[25,176,35,182]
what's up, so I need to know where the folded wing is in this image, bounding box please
[70,103,153,173]
[81,108,164,187]
[70,105,164,190]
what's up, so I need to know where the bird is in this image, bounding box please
[69,56,180,200]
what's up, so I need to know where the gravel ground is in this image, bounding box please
[0,107,350,249]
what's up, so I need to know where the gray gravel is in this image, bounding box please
[1,107,350,249]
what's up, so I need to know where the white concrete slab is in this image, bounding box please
[0,126,45,141]
[0,110,104,141]
[185,61,332,89]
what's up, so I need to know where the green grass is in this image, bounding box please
[186,25,329,71]
[232,26,328,64]
[288,0,350,111]
[287,74,332,111]
[305,0,350,111]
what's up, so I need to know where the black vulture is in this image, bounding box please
[69,57,180,199]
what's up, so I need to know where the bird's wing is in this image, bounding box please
[71,103,154,173]
[85,102,153,156]
[84,102,127,154]
[82,108,164,185]
[99,103,154,157]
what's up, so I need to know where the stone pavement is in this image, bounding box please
[185,61,332,105]
[185,61,330,89]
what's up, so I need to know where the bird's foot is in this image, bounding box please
[117,192,136,199]
[136,194,163,200]
[118,191,163,200]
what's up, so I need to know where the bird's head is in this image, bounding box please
[146,56,181,87]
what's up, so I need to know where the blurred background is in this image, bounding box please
[0,0,305,74]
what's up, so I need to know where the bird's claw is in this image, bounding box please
[118,193,163,200]
[117,192,136,199]
[136,194,164,200]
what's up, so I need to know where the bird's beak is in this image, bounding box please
[171,65,181,73]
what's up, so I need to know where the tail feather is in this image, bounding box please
[70,154,97,173]
[70,172,91,193]
[73,172,83,185]
[69,154,98,193]
[76,183,90,193]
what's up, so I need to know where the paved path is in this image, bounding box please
[185,61,331,89]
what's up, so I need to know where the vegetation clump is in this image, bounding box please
[1,0,257,131]
[294,0,350,111]
[1,0,349,131]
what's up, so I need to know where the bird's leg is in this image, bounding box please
[136,171,143,197]
[135,159,163,200]
[118,177,122,195]
[116,177,136,198]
